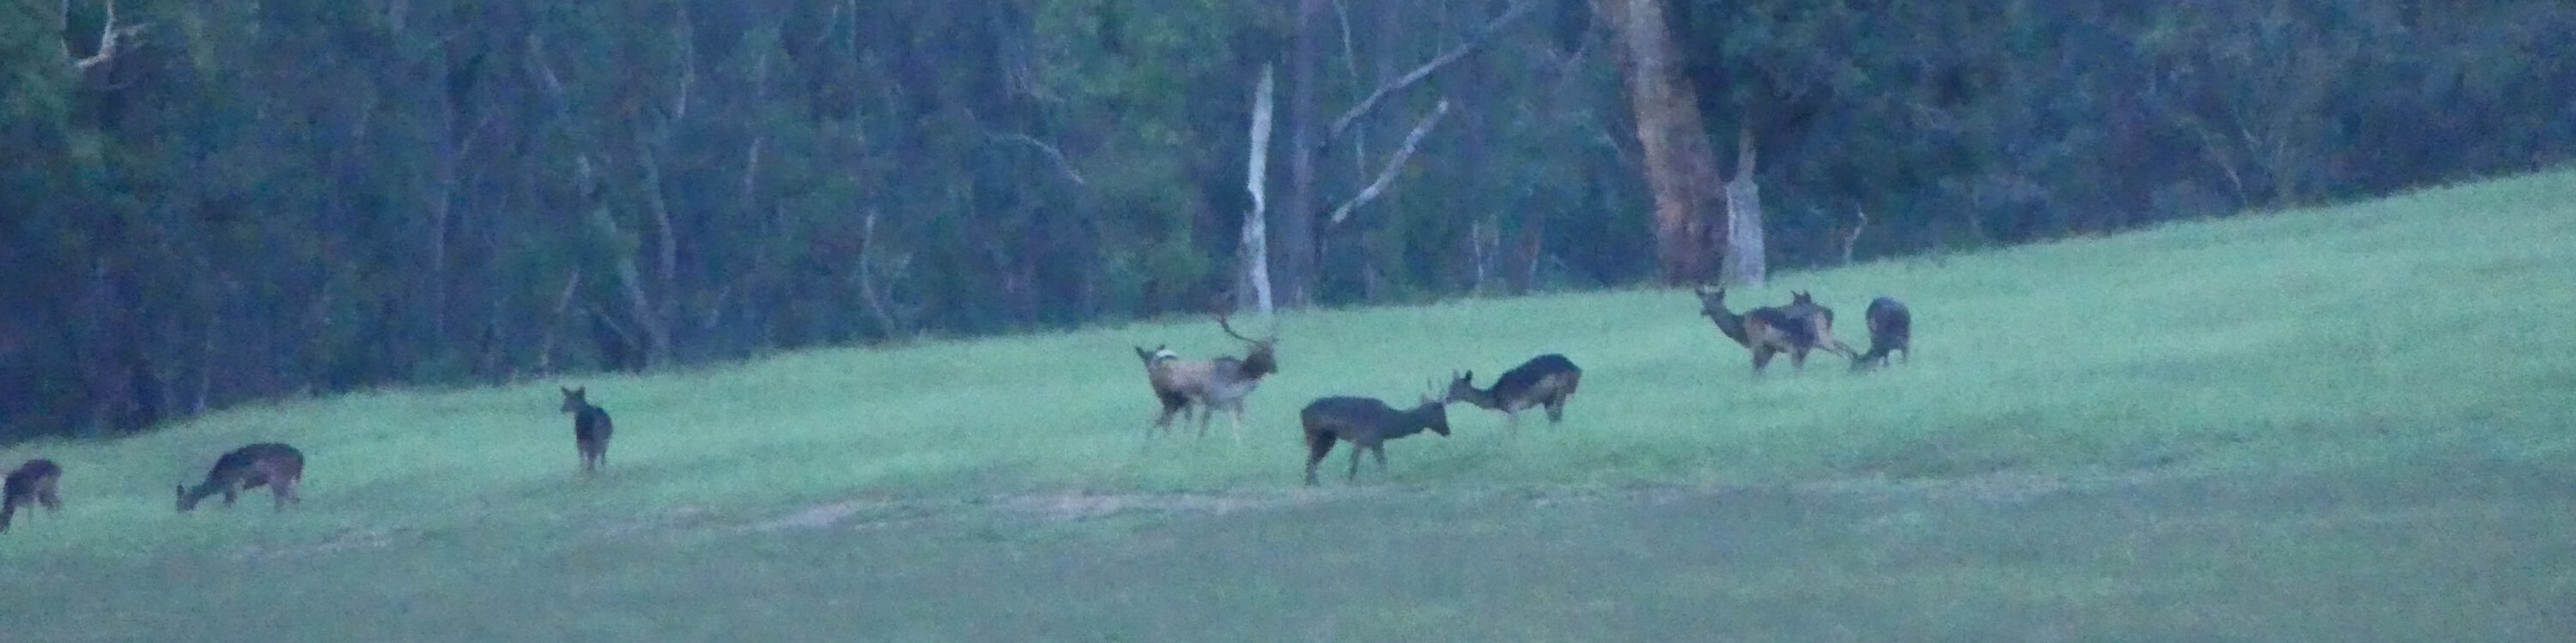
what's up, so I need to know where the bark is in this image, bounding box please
[1279,0,1325,307]
[1595,0,1725,284]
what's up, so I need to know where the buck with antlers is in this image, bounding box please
[1133,311,1279,440]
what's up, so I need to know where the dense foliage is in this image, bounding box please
[3,0,2570,441]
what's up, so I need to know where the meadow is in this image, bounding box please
[3,172,2573,640]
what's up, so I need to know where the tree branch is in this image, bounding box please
[68,0,147,72]
[987,132,1088,186]
[1842,207,1867,264]
[1323,0,1534,146]
[1327,100,1450,227]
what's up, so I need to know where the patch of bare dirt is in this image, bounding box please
[985,491,1311,522]
[744,500,896,531]
[234,527,404,561]
[596,505,717,537]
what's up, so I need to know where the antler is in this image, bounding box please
[1215,309,1275,343]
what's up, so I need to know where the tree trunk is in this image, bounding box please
[1279,0,1326,306]
[1721,127,1765,285]
[1595,0,1724,285]
[1240,65,1278,316]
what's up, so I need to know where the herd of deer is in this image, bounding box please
[0,288,1911,533]
[1133,288,1912,486]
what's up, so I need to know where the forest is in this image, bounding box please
[3,0,2571,442]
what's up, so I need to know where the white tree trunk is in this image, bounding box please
[1240,65,1278,316]
[1722,128,1766,286]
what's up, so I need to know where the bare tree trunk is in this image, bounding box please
[1721,127,1765,285]
[1279,0,1325,307]
[1240,65,1278,316]
[1595,0,1724,285]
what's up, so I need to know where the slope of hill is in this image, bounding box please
[3,171,2571,640]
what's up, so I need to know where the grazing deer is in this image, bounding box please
[1852,296,1912,371]
[1138,312,1279,440]
[2,458,63,532]
[1447,354,1583,432]
[1694,286,1826,374]
[1301,383,1452,486]
[560,386,616,475]
[176,443,304,513]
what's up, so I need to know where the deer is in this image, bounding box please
[1301,382,1453,486]
[1783,290,1862,362]
[2,458,63,532]
[1851,296,1912,371]
[560,386,616,475]
[176,443,304,513]
[1137,311,1279,440]
[1693,286,1830,375]
[1447,354,1583,433]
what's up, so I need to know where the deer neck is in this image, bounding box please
[1455,385,1503,410]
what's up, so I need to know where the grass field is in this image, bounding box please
[4,172,2574,640]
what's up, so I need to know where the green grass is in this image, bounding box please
[5,172,2575,640]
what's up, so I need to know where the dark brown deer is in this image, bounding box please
[1139,312,1279,440]
[176,443,303,512]
[1301,383,1452,486]
[1694,286,1824,374]
[1852,296,1912,371]
[1447,354,1583,432]
[560,386,615,475]
[2,458,63,532]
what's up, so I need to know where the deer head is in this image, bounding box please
[1416,379,1452,436]
[1693,286,1731,318]
[1133,344,1176,367]
[1215,310,1279,378]
[559,386,588,413]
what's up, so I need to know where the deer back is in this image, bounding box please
[1866,297,1911,342]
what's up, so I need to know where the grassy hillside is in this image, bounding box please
[4,172,2573,640]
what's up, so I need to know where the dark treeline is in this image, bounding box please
[3,0,2570,442]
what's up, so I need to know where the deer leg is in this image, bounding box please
[1304,434,1335,486]
[222,486,240,507]
[273,482,292,511]
[1545,399,1566,424]
[39,485,62,512]
[1372,445,1389,476]
[1228,403,1248,444]
[1790,347,1809,372]
[1347,443,1367,481]
[1751,348,1775,374]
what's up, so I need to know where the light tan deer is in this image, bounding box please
[1139,312,1279,440]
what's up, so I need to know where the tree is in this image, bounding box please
[1595,0,1726,285]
